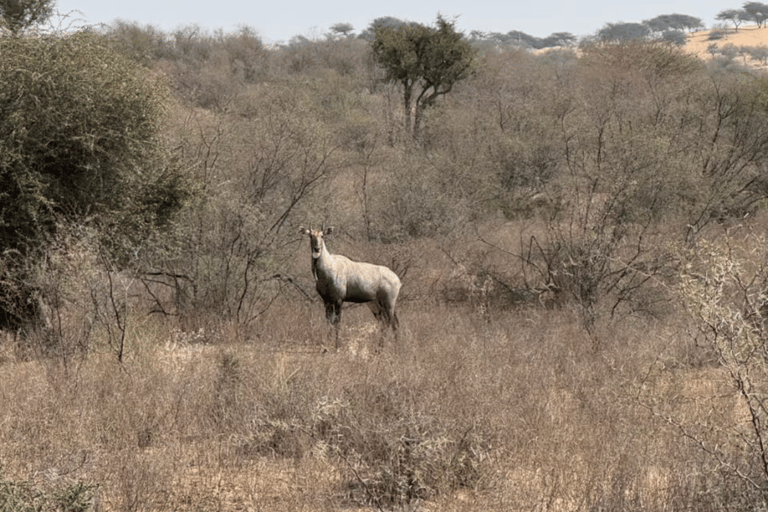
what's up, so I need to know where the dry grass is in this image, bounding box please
[0,263,752,511]
[2,212,762,510]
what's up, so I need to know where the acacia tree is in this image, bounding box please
[717,9,749,30]
[371,15,474,140]
[597,22,651,42]
[644,13,703,33]
[329,22,354,37]
[541,32,577,47]
[743,2,768,27]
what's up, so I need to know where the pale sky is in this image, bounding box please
[54,0,738,45]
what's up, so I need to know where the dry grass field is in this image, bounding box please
[0,222,761,511]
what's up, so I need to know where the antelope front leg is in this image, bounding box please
[324,301,343,350]
[332,301,343,350]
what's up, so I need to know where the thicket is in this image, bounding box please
[5,18,768,510]
[0,30,187,336]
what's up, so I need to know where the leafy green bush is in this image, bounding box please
[0,32,170,247]
[0,30,187,327]
[0,470,94,512]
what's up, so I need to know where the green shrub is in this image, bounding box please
[0,30,186,328]
[0,471,94,512]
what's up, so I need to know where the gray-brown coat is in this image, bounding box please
[299,227,401,344]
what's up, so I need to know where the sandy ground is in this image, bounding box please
[685,25,768,65]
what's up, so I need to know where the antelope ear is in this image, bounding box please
[325,226,335,235]
[299,227,310,235]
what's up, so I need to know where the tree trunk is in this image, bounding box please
[413,103,425,141]
[413,87,443,141]
[403,82,413,137]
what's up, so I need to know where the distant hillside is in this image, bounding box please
[685,26,768,67]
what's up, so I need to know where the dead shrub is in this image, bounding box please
[104,451,173,512]
[307,383,490,507]
[370,158,471,242]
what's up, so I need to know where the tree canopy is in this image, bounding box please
[0,32,180,247]
[597,22,651,42]
[743,2,768,27]
[371,15,474,140]
[468,29,576,50]
[717,9,750,30]
[644,13,703,33]
[329,22,354,37]
[0,0,53,34]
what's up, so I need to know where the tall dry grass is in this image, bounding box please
[0,255,755,511]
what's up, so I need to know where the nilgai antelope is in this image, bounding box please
[299,226,401,348]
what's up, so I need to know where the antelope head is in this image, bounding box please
[299,226,334,259]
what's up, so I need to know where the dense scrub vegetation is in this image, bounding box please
[5,16,768,510]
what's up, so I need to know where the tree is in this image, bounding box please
[466,30,574,50]
[717,9,749,30]
[329,22,354,37]
[644,14,703,33]
[0,0,53,34]
[743,2,768,27]
[371,15,474,140]
[541,32,577,48]
[597,22,650,42]
[359,16,406,41]
[505,30,541,48]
